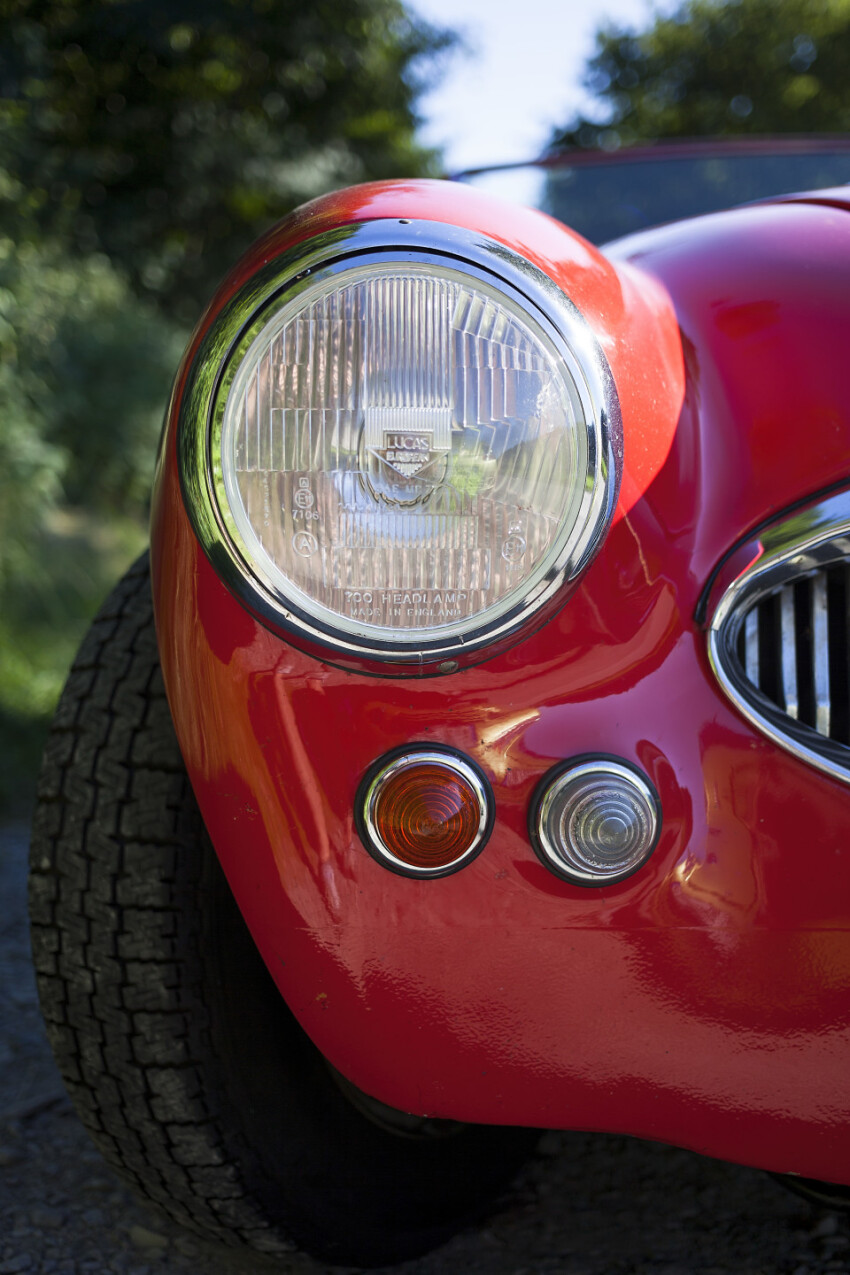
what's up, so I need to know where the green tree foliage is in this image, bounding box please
[0,243,182,525]
[0,237,182,810]
[552,0,850,149]
[0,0,453,318]
[0,238,181,593]
[0,0,456,811]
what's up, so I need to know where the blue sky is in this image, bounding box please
[411,0,655,171]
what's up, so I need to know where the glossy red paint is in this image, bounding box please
[152,180,850,1183]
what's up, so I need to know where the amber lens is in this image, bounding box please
[373,762,482,870]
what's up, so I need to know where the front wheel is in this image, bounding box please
[29,555,538,1266]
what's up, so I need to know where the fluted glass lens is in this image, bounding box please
[535,762,659,885]
[220,261,589,642]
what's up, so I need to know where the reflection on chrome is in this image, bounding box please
[709,487,850,786]
[178,219,621,667]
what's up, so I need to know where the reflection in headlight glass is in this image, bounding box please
[221,262,589,642]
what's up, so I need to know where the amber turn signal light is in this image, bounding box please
[357,748,492,878]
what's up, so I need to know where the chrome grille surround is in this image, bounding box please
[708,488,850,785]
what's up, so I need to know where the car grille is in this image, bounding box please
[734,566,850,744]
[708,489,850,785]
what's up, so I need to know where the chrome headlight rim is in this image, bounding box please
[178,218,622,671]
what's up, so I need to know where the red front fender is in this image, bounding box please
[151,179,850,1184]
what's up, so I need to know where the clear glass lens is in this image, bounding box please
[536,762,659,885]
[220,261,590,643]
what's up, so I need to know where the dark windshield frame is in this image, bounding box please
[454,136,850,245]
[454,135,850,181]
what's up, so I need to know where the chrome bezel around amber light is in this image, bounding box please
[177,218,622,671]
[355,746,494,880]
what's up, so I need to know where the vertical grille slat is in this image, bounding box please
[779,585,799,720]
[839,562,850,745]
[812,573,831,737]
[744,609,759,685]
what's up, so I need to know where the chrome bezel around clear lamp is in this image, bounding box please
[530,756,662,887]
[177,219,621,670]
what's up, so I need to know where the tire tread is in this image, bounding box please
[29,555,296,1255]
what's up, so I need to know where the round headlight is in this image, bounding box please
[180,220,620,669]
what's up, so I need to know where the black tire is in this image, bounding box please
[772,1172,850,1211]
[29,555,538,1267]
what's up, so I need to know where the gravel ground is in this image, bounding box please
[3,819,850,1275]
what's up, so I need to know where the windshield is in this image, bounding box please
[457,140,850,244]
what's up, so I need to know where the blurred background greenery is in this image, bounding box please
[0,0,453,812]
[2,0,849,814]
[553,0,850,150]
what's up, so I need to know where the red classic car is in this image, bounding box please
[29,138,850,1265]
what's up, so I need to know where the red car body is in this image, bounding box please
[150,177,850,1185]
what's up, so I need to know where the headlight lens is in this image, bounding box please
[183,221,620,669]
